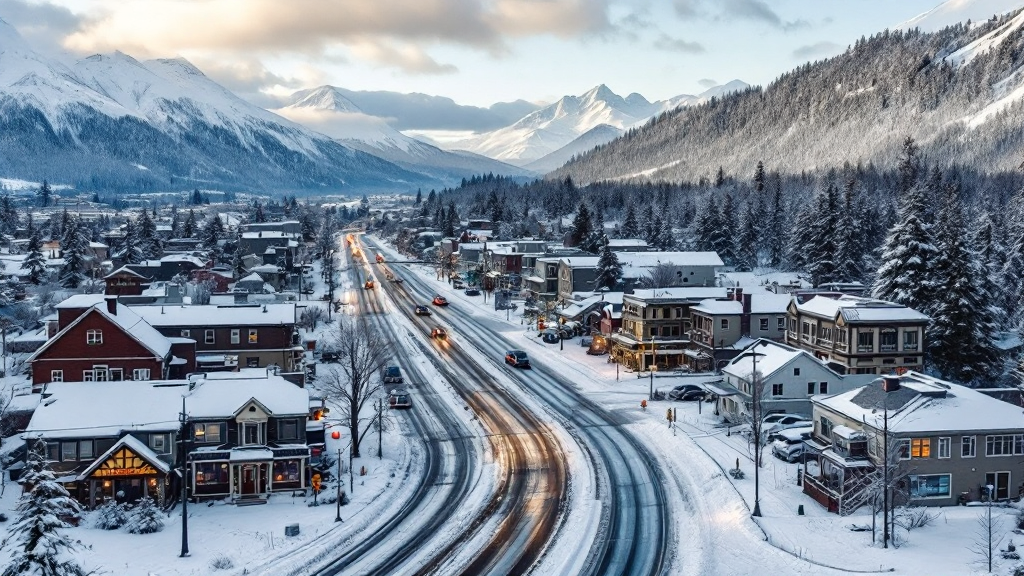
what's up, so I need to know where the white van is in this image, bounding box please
[771,426,813,463]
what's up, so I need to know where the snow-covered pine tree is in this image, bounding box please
[93,500,127,530]
[971,212,1007,329]
[927,183,1001,384]
[640,204,655,245]
[182,209,197,239]
[59,218,87,289]
[443,201,459,237]
[568,202,592,248]
[735,201,759,270]
[620,203,641,239]
[804,184,841,287]
[36,180,51,208]
[715,194,738,265]
[202,214,225,262]
[648,214,674,251]
[249,200,266,224]
[21,227,46,286]
[594,236,623,291]
[753,161,766,193]
[764,173,786,268]
[0,441,88,576]
[137,209,161,259]
[692,196,721,253]
[834,179,866,283]
[120,218,143,265]
[169,206,180,238]
[124,497,163,534]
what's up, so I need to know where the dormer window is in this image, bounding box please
[86,329,102,345]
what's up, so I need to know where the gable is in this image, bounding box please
[32,309,160,362]
[92,446,159,477]
[235,399,270,422]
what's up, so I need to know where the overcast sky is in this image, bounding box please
[0,0,1005,108]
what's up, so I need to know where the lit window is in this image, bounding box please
[194,423,222,443]
[248,329,258,344]
[911,438,930,458]
[86,329,102,345]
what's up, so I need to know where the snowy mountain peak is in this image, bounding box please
[149,57,207,78]
[0,16,29,48]
[581,84,620,105]
[625,92,652,107]
[288,85,362,113]
[897,0,1024,33]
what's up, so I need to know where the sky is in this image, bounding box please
[0,0,1014,111]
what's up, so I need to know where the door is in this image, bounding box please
[241,465,256,495]
[985,471,1010,500]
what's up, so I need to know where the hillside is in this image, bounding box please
[553,10,1024,184]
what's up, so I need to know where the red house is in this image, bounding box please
[29,296,195,389]
[104,266,149,296]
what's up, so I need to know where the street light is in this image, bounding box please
[648,335,657,401]
[178,396,190,557]
[736,341,768,518]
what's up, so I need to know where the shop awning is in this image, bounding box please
[229,448,274,462]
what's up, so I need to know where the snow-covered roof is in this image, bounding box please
[55,294,106,309]
[31,301,172,361]
[131,303,296,327]
[27,371,308,439]
[560,251,724,271]
[88,241,108,249]
[251,264,281,273]
[77,435,170,479]
[238,272,265,283]
[816,371,1024,434]
[559,292,624,317]
[749,294,793,314]
[160,254,205,267]
[241,231,296,239]
[606,239,648,248]
[692,298,742,315]
[722,339,836,383]
[626,287,727,302]
[104,265,147,280]
[795,295,928,323]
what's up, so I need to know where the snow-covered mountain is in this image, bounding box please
[448,81,748,167]
[551,9,1024,184]
[522,124,624,174]
[275,86,532,180]
[897,0,1024,32]
[0,18,435,192]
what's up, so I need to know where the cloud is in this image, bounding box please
[791,41,842,60]
[672,0,808,31]
[698,78,718,88]
[0,0,87,52]
[191,57,325,108]
[349,41,458,75]
[672,0,702,18]
[652,34,704,54]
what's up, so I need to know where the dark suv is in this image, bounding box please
[382,365,403,384]
[505,350,530,368]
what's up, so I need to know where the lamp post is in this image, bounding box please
[335,448,343,522]
[648,336,656,400]
[737,342,768,518]
[178,396,189,557]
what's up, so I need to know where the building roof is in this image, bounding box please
[559,292,624,318]
[31,301,172,361]
[103,266,148,280]
[749,294,793,314]
[77,435,170,480]
[241,231,296,239]
[722,339,839,383]
[54,294,107,309]
[815,371,1024,434]
[795,295,928,323]
[27,371,308,440]
[606,239,648,248]
[627,287,727,302]
[692,298,742,315]
[131,303,296,327]
[561,251,724,271]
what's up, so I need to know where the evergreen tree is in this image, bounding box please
[833,179,866,283]
[181,209,197,239]
[764,173,787,267]
[0,196,18,235]
[620,203,641,238]
[753,161,766,192]
[249,200,266,224]
[735,201,759,270]
[36,180,51,208]
[443,201,459,238]
[415,189,422,205]
[59,218,87,289]
[202,215,225,262]
[927,183,1000,384]
[358,195,370,217]
[91,193,100,204]
[125,497,164,534]
[191,188,203,205]
[971,212,1007,329]
[0,441,88,576]
[137,209,160,259]
[693,196,721,253]
[231,245,246,279]
[804,184,841,287]
[716,194,738,265]
[169,206,180,238]
[569,202,593,248]
[594,236,623,291]
[714,166,725,188]
[120,219,143,265]
[21,228,46,285]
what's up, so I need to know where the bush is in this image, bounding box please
[124,497,164,534]
[894,506,939,531]
[94,501,128,530]
[210,555,234,570]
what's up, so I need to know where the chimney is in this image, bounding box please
[105,295,117,315]
[882,375,901,393]
[734,287,744,302]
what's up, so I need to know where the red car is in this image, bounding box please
[432,295,449,306]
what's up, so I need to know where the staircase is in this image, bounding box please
[235,495,268,506]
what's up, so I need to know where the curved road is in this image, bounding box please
[366,235,671,576]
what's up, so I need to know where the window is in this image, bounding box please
[205,330,215,344]
[248,329,258,344]
[61,442,77,461]
[807,382,816,395]
[771,383,783,396]
[195,462,229,485]
[109,368,123,381]
[720,319,729,330]
[898,439,911,460]
[278,419,298,441]
[231,329,240,344]
[777,317,786,330]
[92,366,108,381]
[242,422,261,446]
[246,357,259,368]
[819,416,833,439]
[937,437,950,459]
[793,367,801,376]
[801,321,811,341]
[86,329,102,345]
[649,327,657,338]
[909,474,951,499]
[50,370,63,382]
[180,329,190,338]
[45,442,59,462]
[272,460,301,482]
[962,436,977,458]
[903,357,919,364]
[857,331,874,352]
[880,329,897,352]
[83,370,95,382]
[903,330,918,351]
[193,423,222,444]
[132,368,150,381]
[149,434,169,454]
[759,318,769,331]
[911,438,930,458]
[985,434,1024,456]
[819,382,828,394]
[79,440,93,460]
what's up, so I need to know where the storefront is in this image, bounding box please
[189,446,309,503]
[76,436,170,509]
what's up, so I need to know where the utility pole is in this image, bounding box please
[335,448,343,522]
[752,350,762,518]
[377,399,383,459]
[179,396,189,557]
[349,445,354,496]
[882,396,889,548]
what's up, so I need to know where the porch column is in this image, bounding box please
[88,480,96,510]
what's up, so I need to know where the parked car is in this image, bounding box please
[772,427,813,462]
[668,384,706,401]
[388,390,412,409]
[432,295,449,306]
[394,277,404,284]
[414,305,432,316]
[452,279,465,289]
[767,424,812,443]
[763,415,812,438]
[761,413,805,427]
[364,280,375,290]
[465,287,481,296]
[382,365,403,384]
[541,330,560,344]
[431,327,447,340]
[505,350,530,368]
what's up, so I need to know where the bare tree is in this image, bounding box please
[300,306,327,331]
[639,264,684,289]
[970,495,1003,573]
[192,279,216,305]
[317,318,392,457]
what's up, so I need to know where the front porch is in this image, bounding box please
[189,446,309,504]
[609,334,691,371]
